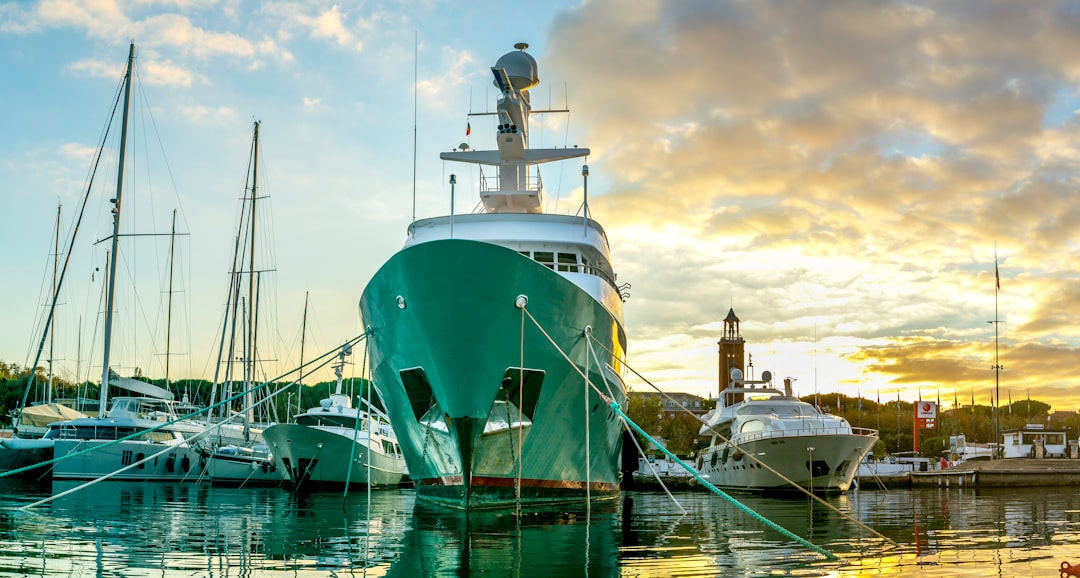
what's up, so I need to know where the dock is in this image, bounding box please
[908,458,1080,488]
[855,474,913,489]
[628,473,699,491]
[629,458,1080,491]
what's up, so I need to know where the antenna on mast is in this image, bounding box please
[411,31,418,225]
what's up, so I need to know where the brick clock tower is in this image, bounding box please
[717,308,746,398]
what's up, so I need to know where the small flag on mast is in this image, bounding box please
[466,121,471,136]
[995,262,1000,289]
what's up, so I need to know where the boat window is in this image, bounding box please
[140,430,175,443]
[519,250,531,258]
[534,251,555,269]
[738,406,775,415]
[740,419,766,434]
[557,252,578,272]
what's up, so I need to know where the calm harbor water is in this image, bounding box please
[1,477,1078,576]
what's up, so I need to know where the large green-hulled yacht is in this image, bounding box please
[359,43,628,509]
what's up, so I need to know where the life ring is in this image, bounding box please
[731,449,745,461]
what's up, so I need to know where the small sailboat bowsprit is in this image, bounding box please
[360,43,629,510]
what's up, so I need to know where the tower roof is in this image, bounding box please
[724,308,740,323]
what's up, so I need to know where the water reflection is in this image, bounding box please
[389,501,621,577]
[1,478,1079,577]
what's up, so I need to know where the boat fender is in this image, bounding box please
[181,455,191,473]
[720,448,729,464]
[166,455,176,473]
[697,456,704,470]
[731,449,744,461]
[136,453,146,469]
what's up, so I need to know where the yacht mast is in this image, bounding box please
[991,252,1003,458]
[248,121,260,390]
[165,208,177,388]
[298,290,309,417]
[47,203,60,404]
[246,121,260,427]
[99,42,135,413]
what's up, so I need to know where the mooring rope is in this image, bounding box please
[516,306,525,516]
[518,306,611,404]
[584,325,592,511]
[1,333,368,484]
[610,401,838,561]
[519,304,891,557]
[583,331,896,546]
[584,334,686,514]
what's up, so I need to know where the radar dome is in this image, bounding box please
[494,44,538,91]
[761,370,772,382]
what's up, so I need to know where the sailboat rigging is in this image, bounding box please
[18,43,218,483]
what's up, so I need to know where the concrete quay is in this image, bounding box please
[908,458,1080,488]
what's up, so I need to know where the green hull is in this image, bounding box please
[360,239,627,509]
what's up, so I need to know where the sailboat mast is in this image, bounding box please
[248,121,260,391]
[99,42,135,413]
[246,121,260,426]
[165,208,177,387]
[48,203,60,404]
[991,252,1003,458]
[298,291,308,417]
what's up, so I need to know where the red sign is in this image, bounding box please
[915,401,937,429]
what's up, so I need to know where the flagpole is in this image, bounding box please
[990,250,1003,459]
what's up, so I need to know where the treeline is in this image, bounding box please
[0,361,376,426]
[625,391,1080,459]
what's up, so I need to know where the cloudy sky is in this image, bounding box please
[1,0,1078,413]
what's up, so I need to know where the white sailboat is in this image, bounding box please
[201,120,284,486]
[44,43,207,483]
[262,344,407,490]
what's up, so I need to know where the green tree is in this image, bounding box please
[624,394,663,436]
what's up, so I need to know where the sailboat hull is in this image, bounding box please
[52,439,204,482]
[0,443,53,477]
[205,448,285,487]
[360,239,628,509]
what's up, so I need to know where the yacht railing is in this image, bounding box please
[731,426,878,445]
